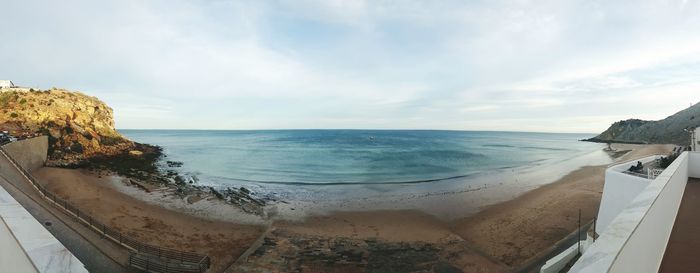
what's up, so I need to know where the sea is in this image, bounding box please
[119,130,611,202]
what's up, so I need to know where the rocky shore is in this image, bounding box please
[0,87,270,215]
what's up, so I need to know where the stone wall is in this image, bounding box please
[1,136,48,172]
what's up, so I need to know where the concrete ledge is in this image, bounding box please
[2,136,48,172]
[569,152,691,273]
[0,178,87,273]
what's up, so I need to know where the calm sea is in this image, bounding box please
[119,130,603,187]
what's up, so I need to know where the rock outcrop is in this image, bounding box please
[586,102,700,145]
[0,87,135,165]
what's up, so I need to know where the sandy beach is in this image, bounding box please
[31,143,673,272]
[32,168,265,273]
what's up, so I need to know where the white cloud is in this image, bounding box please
[1,0,700,133]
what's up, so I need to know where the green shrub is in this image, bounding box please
[0,93,10,107]
[19,98,27,104]
[660,153,679,168]
[10,112,18,118]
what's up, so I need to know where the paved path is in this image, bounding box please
[0,151,136,273]
[659,178,700,273]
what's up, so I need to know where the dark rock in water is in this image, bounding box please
[166,160,183,167]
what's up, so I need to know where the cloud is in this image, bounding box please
[1,0,700,133]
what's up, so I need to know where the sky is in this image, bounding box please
[2,0,700,133]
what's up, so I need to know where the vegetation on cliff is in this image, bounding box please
[0,87,138,165]
[586,102,700,145]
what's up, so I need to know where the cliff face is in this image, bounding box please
[0,88,135,165]
[587,102,700,145]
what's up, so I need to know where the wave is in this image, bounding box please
[482,144,517,148]
[520,146,572,151]
[204,173,479,186]
[483,144,571,151]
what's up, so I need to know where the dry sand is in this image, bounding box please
[32,167,265,273]
[451,143,673,267]
[276,210,461,243]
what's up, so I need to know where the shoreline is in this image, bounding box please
[239,143,674,272]
[264,145,614,221]
[31,143,674,272]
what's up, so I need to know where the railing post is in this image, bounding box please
[577,208,581,254]
[593,216,597,242]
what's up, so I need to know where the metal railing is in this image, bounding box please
[647,168,665,180]
[129,252,208,273]
[0,146,211,273]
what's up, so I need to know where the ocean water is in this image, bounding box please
[119,130,603,187]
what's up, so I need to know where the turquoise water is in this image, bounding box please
[119,130,601,187]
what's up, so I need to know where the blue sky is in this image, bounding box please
[2,0,700,133]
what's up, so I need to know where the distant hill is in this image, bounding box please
[586,102,700,145]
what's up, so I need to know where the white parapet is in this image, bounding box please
[596,155,660,233]
[0,178,88,273]
[569,152,694,273]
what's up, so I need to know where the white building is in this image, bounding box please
[542,151,700,273]
[0,80,15,89]
[693,128,699,152]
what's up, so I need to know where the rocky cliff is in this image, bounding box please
[0,88,137,166]
[587,102,700,145]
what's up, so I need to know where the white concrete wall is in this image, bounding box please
[1,136,48,172]
[608,153,688,273]
[689,152,700,178]
[541,242,582,273]
[569,152,689,273]
[0,218,38,273]
[0,177,87,273]
[596,155,658,233]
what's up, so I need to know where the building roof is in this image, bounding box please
[0,80,15,88]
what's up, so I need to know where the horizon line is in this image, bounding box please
[116,128,599,135]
